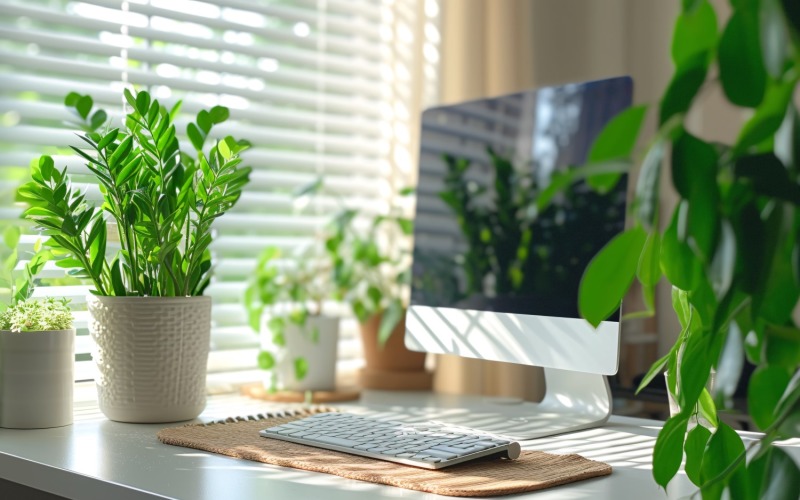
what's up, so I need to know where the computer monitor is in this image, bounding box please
[402,76,632,438]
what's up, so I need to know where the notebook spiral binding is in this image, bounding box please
[199,406,338,427]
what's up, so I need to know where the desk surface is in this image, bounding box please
[1,391,797,500]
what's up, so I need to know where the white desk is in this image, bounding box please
[0,391,796,500]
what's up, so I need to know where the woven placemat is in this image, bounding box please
[157,412,611,497]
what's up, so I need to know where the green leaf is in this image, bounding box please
[714,322,745,402]
[123,88,137,110]
[209,106,229,124]
[736,78,795,154]
[90,109,107,130]
[39,155,54,180]
[638,231,661,283]
[64,92,81,107]
[257,350,275,370]
[764,326,800,367]
[635,352,670,394]
[659,51,709,125]
[378,298,404,346]
[698,388,718,427]
[75,95,93,120]
[3,226,20,251]
[684,425,712,485]
[196,110,212,134]
[652,414,689,489]
[671,132,719,261]
[585,105,647,192]
[367,285,382,307]
[97,129,119,150]
[672,0,718,66]
[701,423,747,500]
[634,140,666,229]
[294,357,309,381]
[661,203,702,291]
[760,447,800,500]
[187,123,204,151]
[396,218,413,235]
[587,105,647,163]
[781,0,800,34]
[735,153,800,203]
[135,91,151,116]
[579,226,647,327]
[719,10,766,107]
[749,365,792,430]
[679,333,713,411]
[110,258,126,296]
[710,221,736,298]
[761,0,790,78]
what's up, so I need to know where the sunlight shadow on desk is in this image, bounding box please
[527,428,656,470]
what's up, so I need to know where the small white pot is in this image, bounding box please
[0,329,75,429]
[87,295,212,423]
[262,315,339,392]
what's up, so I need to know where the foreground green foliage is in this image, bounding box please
[573,0,800,497]
[17,90,251,296]
[0,298,73,332]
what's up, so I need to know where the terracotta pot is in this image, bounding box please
[360,313,425,372]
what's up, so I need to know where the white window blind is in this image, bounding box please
[0,0,440,385]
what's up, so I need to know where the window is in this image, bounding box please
[0,0,440,385]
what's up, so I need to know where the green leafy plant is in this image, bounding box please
[571,0,800,496]
[245,244,332,384]
[326,188,414,346]
[0,225,72,332]
[0,226,51,306]
[244,180,340,387]
[0,297,73,332]
[16,90,252,297]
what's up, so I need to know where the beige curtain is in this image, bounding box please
[434,0,545,401]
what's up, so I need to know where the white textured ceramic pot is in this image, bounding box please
[87,296,212,423]
[0,329,75,429]
[262,315,339,392]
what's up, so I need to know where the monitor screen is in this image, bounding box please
[410,77,632,321]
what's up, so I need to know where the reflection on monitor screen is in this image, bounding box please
[411,77,632,320]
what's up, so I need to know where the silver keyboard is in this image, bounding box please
[260,412,521,469]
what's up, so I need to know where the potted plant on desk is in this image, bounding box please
[568,0,800,496]
[17,90,251,423]
[245,243,340,392]
[0,226,74,429]
[327,189,431,390]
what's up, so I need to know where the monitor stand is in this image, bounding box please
[350,367,611,440]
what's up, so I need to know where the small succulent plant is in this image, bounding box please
[0,298,73,332]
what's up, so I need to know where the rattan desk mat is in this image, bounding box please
[157,410,612,497]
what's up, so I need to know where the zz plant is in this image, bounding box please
[17,90,251,297]
[571,0,800,497]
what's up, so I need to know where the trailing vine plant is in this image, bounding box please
[17,90,251,297]
[571,0,800,496]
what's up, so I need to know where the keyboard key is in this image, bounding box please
[424,449,459,460]
[422,457,442,463]
[313,436,360,447]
